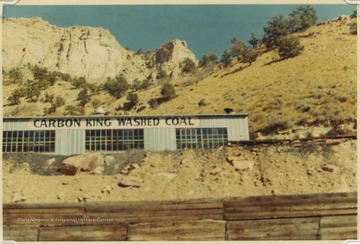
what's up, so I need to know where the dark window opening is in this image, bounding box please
[3,130,56,153]
[176,128,228,149]
[85,129,144,151]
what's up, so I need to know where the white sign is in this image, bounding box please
[27,117,200,130]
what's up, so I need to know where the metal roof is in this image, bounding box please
[3,113,248,121]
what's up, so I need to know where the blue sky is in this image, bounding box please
[4,4,355,58]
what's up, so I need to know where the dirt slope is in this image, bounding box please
[3,139,356,203]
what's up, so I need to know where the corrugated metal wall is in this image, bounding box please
[199,116,249,141]
[3,119,30,131]
[55,130,85,156]
[3,115,249,155]
[144,128,176,151]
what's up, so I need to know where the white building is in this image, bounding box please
[3,114,249,156]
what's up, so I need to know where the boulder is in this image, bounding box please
[117,174,144,188]
[60,155,84,175]
[321,164,338,173]
[46,158,56,166]
[82,153,104,172]
[118,178,141,188]
[232,160,254,171]
[60,153,105,176]
[13,192,26,203]
[210,167,223,175]
[105,155,115,166]
[158,172,177,180]
[226,155,254,171]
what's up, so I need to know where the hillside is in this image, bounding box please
[2,15,356,139]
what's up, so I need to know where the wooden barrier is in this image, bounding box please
[2,192,357,241]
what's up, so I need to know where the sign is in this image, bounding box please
[27,116,200,130]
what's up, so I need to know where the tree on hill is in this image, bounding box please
[161,83,176,101]
[240,48,260,65]
[77,88,90,106]
[199,53,218,67]
[8,67,23,84]
[230,37,246,60]
[71,76,88,89]
[220,49,233,67]
[263,14,290,49]
[350,22,357,35]
[157,68,170,81]
[277,35,304,59]
[181,58,197,74]
[288,6,317,32]
[104,74,130,99]
[124,93,139,111]
[248,33,259,48]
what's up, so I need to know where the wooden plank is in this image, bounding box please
[85,209,223,217]
[225,209,356,220]
[3,202,86,209]
[4,207,85,214]
[3,227,39,241]
[128,220,226,241]
[225,201,356,212]
[227,217,320,240]
[319,215,357,240]
[224,192,357,208]
[320,227,357,240]
[85,201,223,212]
[320,215,357,228]
[39,224,128,241]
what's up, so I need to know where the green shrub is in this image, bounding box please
[54,96,65,107]
[181,58,197,74]
[124,93,139,111]
[65,105,85,115]
[8,67,23,84]
[199,53,218,67]
[277,36,304,59]
[44,92,54,103]
[104,74,130,98]
[161,83,176,101]
[350,22,357,35]
[156,68,170,81]
[220,49,233,67]
[77,88,90,106]
[230,38,246,60]
[91,98,101,108]
[248,33,259,48]
[149,98,159,109]
[7,89,23,105]
[132,79,153,91]
[288,6,317,32]
[240,49,260,65]
[71,76,88,89]
[263,14,290,49]
[198,99,207,106]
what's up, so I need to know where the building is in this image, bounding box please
[3,114,249,156]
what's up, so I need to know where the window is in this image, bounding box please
[176,128,228,149]
[85,129,144,151]
[3,130,56,153]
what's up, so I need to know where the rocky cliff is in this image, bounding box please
[2,17,198,83]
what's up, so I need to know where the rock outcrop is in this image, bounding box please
[3,17,198,83]
[60,153,104,175]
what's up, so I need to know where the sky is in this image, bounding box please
[4,4,355,58]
